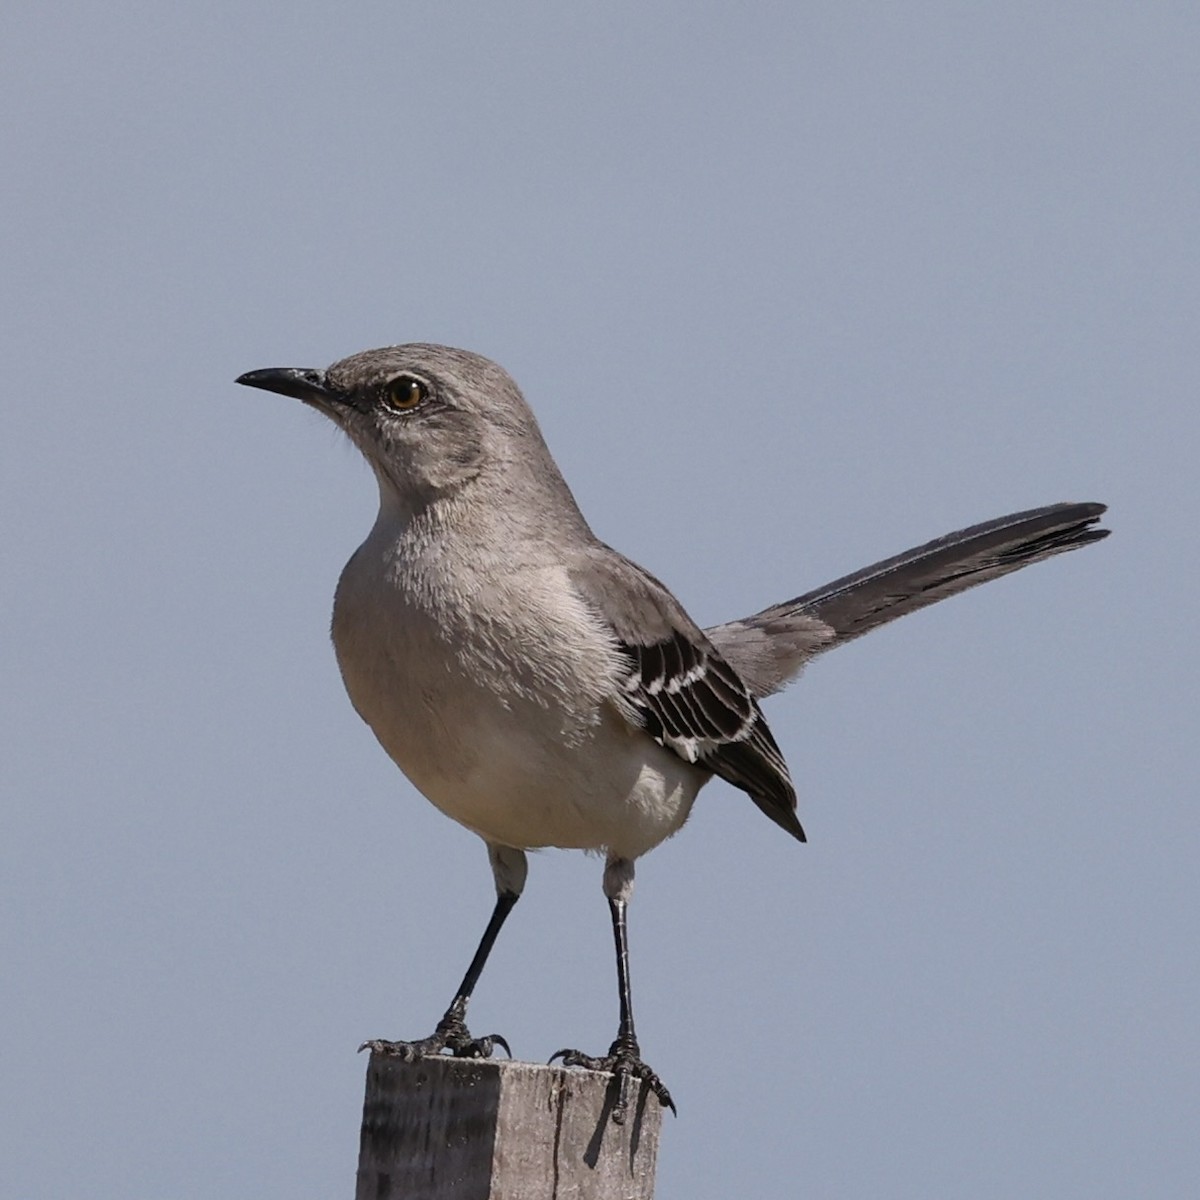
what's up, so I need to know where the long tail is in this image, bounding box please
[706,502,1109,698]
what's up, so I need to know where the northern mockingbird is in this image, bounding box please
[238,344,1108,1121]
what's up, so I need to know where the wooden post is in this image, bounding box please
[355,1052,664,1199]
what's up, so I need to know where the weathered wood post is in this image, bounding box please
[355,1053,663,1199]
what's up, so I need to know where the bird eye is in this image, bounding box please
[383,375,428,412]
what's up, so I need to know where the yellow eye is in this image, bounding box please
[383,375,427,411]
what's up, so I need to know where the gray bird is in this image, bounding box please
[238,344,1108,1121]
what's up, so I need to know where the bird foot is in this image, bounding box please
[360,1009,510,1061]
[550,1037,675,1124]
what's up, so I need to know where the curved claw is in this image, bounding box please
[548,1047,611,1071]
[453,1031,511,1059]
[549,1045,676,1122]
[651,1080,677,1118]
[487,1033,513,1059]
[359,1037,434,1060]
[357,1025,512,1062]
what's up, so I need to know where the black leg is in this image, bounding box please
[610,896,636,1050]
[451,889,518,1014]
[551,861,675,1124]
[361,890,518,1061]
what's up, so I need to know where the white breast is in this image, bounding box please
[329,519,708,859]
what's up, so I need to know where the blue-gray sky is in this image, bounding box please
[3,3,1195,1197]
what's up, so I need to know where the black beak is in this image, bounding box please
[235,366,334,405]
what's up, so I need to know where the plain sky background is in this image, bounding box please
[3,3,1195,1197]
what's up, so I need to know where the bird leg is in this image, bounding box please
[552,863,675,1124]
[361,889,517,1060]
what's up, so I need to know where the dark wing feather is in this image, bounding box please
[570,545,805,842]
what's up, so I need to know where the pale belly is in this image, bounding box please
[331,565,708,859]
[355,671,705,857]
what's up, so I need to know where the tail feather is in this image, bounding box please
[707,502,1108,698]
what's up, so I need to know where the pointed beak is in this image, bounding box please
[235,367,335,405]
